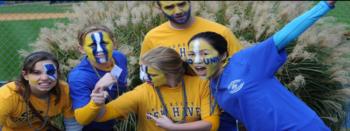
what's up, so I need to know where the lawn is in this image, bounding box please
[0,2,73,13]
[0,18,69,81]
[326,1,350,26]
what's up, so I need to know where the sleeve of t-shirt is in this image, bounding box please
[223,28,243,56]
[96,85,142,122]
[140,33,153,63]
[0,96,11,127]
[273,1,333,50]
[199,79,220,131]
[68,72,94,110]
[245,37,287,78]
[60,82,75,119]
[114,51,128,90]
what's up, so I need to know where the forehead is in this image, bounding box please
[189,39,214,51]
[147,66,163,74]
[34,60,55,70]
[84,31,111,40]
[159,1,187,6]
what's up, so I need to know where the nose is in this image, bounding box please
[193,54,203,64]
[96,43,103,53]
[174,6,182,14]
[40,73,49,80]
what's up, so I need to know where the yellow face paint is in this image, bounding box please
[159,1,191,24]
[147,66,167,87]
[83,31,114,65]
[187,39,221,79]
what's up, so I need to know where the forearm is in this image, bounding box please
[74,100,103,125]
[273,1,334,50]
[64,118,83,131]
[166,120,211,131]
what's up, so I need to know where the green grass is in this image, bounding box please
[0,18,69,81]
[327,1,350,25]
[0,2,73,13]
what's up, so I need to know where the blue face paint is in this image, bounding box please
[43,63,57,80]
[203,56,221,65]
[91,32,109,64]
[163,8,191,24]
[186,56,221,65]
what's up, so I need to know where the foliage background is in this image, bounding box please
[10,1,350,130]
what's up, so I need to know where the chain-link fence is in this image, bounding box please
[0,1,77,82]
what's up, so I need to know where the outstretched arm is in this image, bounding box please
[273,1,335,50]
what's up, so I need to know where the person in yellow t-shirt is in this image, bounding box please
[140,1,243,130]
[140,1,242,61]
[0,51,81,131]
[78,47,220,131]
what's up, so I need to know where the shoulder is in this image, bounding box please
[196,16,229,31]
[68,57,94,78]
[184,75,209,87]
[144,21,170,38]
[0,82,20,100]
[133,83,152,92]
[112,50,127,60]
[58,81,70,94]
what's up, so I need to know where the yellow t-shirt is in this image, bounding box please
[140,16,242,59]
[0,82,74,131]
[85,75,219,131]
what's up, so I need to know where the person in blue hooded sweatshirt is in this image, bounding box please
[182,1,335,130]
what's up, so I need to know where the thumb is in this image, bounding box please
[93,86,103,93]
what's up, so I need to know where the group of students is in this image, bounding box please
[0,1,336,131]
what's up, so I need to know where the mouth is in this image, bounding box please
[38,81,53,89]
[174,14,186,21]
[194,66,207,76]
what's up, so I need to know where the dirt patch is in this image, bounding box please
[0,13,76,21]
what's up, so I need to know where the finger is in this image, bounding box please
[92,86,104,93]
[146,114,157,121]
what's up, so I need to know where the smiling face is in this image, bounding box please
[23,60,58,93]
[83,31,114,65]
[187,38,222,79]
[159,1,191,24]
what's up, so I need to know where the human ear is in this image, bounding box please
[78,46,85,54]
[22,70,29,80]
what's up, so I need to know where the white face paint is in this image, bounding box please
[93,32,106,63]
[192,39,202,64]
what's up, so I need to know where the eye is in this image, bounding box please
[149,74,158,77]
[164,5,175,10]
[177,2,186,8]
[89,44,97,48]
[31,70,41,75]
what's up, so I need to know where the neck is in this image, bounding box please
[211,66,224,80]
[169,16,195,30]
[31,90,50,100]
[168,76,183,88]
[91,59,114,71]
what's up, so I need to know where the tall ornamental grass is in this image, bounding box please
[20,1,350,130]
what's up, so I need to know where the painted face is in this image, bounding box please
[159,1,191,24]
[23,60,58,93]
[140,64,167,87]
[83,31,114,65]
[187,39,221,79]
